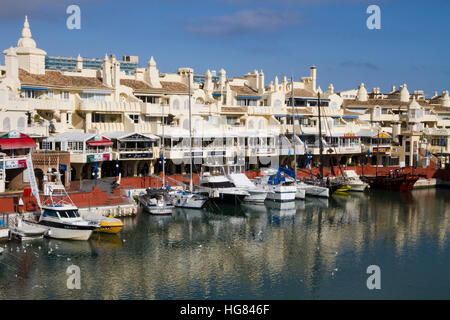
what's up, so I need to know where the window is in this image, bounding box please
[48,90,54,98]
[17,117,25,131]
[80,93,106,101]
[226,117,238,125]
[93,113,122,123]
[61,91,70,100]
[3,118,10,131]
[128,114,139,124]
[23,90,42,99]
[43,210,58,218]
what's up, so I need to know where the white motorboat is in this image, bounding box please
[296,180,329,198]
[10,216,46,241]
[36,182,99,240]
[139,188,174,215]
[339,170,368,192]
[167,190,208,209]
[22,155,98,241]
[197,165,249,204]
[253,173,296,202]
[225,166,267,203]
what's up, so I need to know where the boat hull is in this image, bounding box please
[244,190,267,203]
[168,193,208,209]
[266,187,296,202]
[211,193,248,204]
[37,220,95,241]
[301,185,329,198]
[95,220,124,234]
[361,174,419,192]
[295,188,306,200]
[44,226,93,241]
[347,182,368,192]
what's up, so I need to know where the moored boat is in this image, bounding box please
[361,173,419,191]
[10,216,46,241]
[139,188,174,215]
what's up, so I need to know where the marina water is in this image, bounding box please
[0,188,448,299]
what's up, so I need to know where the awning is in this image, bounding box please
[87,140,113,147]
[21,87,48,91]
[86,135,113,147]
[237,95,262,99]
[0,137,36,150]
[82,89,112,94]
[373,132,391,138]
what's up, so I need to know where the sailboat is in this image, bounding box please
[290,76,305,200]
[165,73,208,209]
[139,98,175,215]
[360,129,419,191]
[303,91,349,195]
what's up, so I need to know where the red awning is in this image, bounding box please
[86,140,113,147]
[0,137,36,150]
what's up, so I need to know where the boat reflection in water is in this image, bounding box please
[90,233,123,249]
[266,200,297,217]
[0,188,448,300]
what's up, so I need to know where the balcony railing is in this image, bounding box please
[6,97,74,111]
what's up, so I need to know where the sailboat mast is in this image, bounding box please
[376,127,380,177]
[291,77,296,179]
[188,73,193,192]
[162,98,165,189]
[318,92,324,179]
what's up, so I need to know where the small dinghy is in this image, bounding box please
[10,216,46,241]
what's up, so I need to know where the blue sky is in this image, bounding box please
[0,0,449,96]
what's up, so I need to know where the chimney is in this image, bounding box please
[310,65,317,92]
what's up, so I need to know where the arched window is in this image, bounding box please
[184,99,189,110]
[173,99,180,110]
[17,117,25,131]
[3,118,10,131]
[248,120,254,130]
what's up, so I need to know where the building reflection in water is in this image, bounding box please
[0,188,448,299]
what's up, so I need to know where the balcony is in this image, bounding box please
[248,106,272,115]
[80,100,141,113]
[246,147,278,157]
[6,97,74,112]
[141,103,170,116]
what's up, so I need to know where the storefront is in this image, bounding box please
[0,131,37,190]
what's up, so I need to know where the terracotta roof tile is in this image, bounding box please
[286,88,316,98]
[19,69,110,90]
[230,85,260,96]
[160,81,188,93]
[120,79,163,94]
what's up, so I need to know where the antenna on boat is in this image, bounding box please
[188,72,193,193]
[318,91,324,180]
[291,76,296,181]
